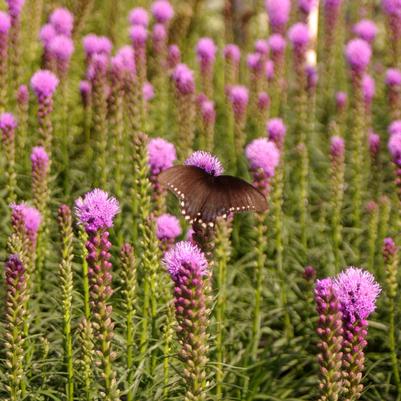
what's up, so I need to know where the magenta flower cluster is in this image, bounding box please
[147,137,177,175]
[185,151,224,176]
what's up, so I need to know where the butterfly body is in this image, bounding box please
[159,165,267,223]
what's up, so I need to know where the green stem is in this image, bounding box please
[389,300,401,396]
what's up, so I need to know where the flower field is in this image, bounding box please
[0,0,400,400]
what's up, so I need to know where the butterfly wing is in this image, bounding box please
[199,175,267,221]
[158,165,213,221]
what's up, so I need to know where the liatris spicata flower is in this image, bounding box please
[168,44,181,69]
[156,213,182,251]
[9,203,41,287]
[130,25,148,88]
[245,138,279,358]
[345,39,371,229]
[31,146,50,214]
[306,65,318,94]
[152,0,174,25]
[152,23,168,71]
[223,43,240,86]
[247,53,264,112]
[6,0,25,87]
[267,118,286,150]
[0,11,10,112]
[389,120,401,136]
[196,37,217,98]
[265,0,291,34]
[75,189,120,399]
[298,0,317,19]
[164,241,209,401]
[57,205,74,401]
[147,137,176,213]
[245,138,280,196]
[227,85,249,166]
[83,34,112,61]
[87,54,108,187]
[362,74,375,115]
[382,0,401,66]
[314,278,343,401]
[199,98,216,152]
[48,35,75,80]
[129,7,149,27]
[330,136,345,266]
[172,63,196,159]
[334,267,381,400]
[0,112,17,202]
[386,68,401,119]
[30,69,59,156]
[4,254,28,401]
[336,91,347,113]
[119,243,137,401]
[49,7,74,36]
[353,20,377,44]
[382,238,401,393]
[255,39,269,59]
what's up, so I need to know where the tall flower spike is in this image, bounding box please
[353,19,377,43]
[0,11,10,112]
[49,7,74,36]
[334,267,381,400]
[48,35,75,79]
[196,37,217,98]
[386,68,401,120]
[314,278,344,401]
[147,137,177,213]
[129,7,149,27]
[265,0,291,33]
[164,241,209,400]
[152,0,174,24]
[223,43,240,86]
[156,213,182,252]
[185,150,224,176]
[200,98,216,152]
[267,118,286,150]
[31,146,50,214]
[74,189,120,398]
[30,70,59,156]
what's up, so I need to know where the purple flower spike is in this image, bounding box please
[168,44,181,68]
[152,0,174,24]
[185,151,224,176]
[257,92,270,112]
[268,34,286,56]
[267,118,286,148]
[386,68,401,87]
[130,25,148,48]
[30,70,59,99]
[164,240,208,281]
[247,52,263,73]
[79,80,91,106]
[172,63,195,95]
[265,0,291,32]
[353,19,377,43]
[11,203,42,235]
[388,132,401,165]
[288,22,310,51]
[49,35,74,62]
[147,137,177,175]
[368,132,380,156]
[382,0,401,16]
[31,146,49,170]
[255,39,269,56]
[129,7,149,27]
[246,138,280,178]
[223,44,241,63]
[362,74,375,106]
[143,82,154,101]
[389,120,401,135]
[227,85,249,118]
[39,24,56,48]
[49,7,74,36]
[6,0,25,19]
[334,267,381,322]
[75,189,120,232]
[306,65,318,90]
[196,37,217,70]
[330,135,345,158]
[83,34,112,58]
[0,11,11,33]
[0,112,17,139]
[17,84,28,105]
[336,91,347,110]
[156,213,182,241]
[345,39,371,73]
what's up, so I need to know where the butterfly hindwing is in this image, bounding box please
[159,166,267,222]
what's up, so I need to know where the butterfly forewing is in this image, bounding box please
[159,166,267,222]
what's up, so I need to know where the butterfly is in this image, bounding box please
[158,165,267,224]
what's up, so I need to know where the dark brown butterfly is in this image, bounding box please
[159,165,267,224]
